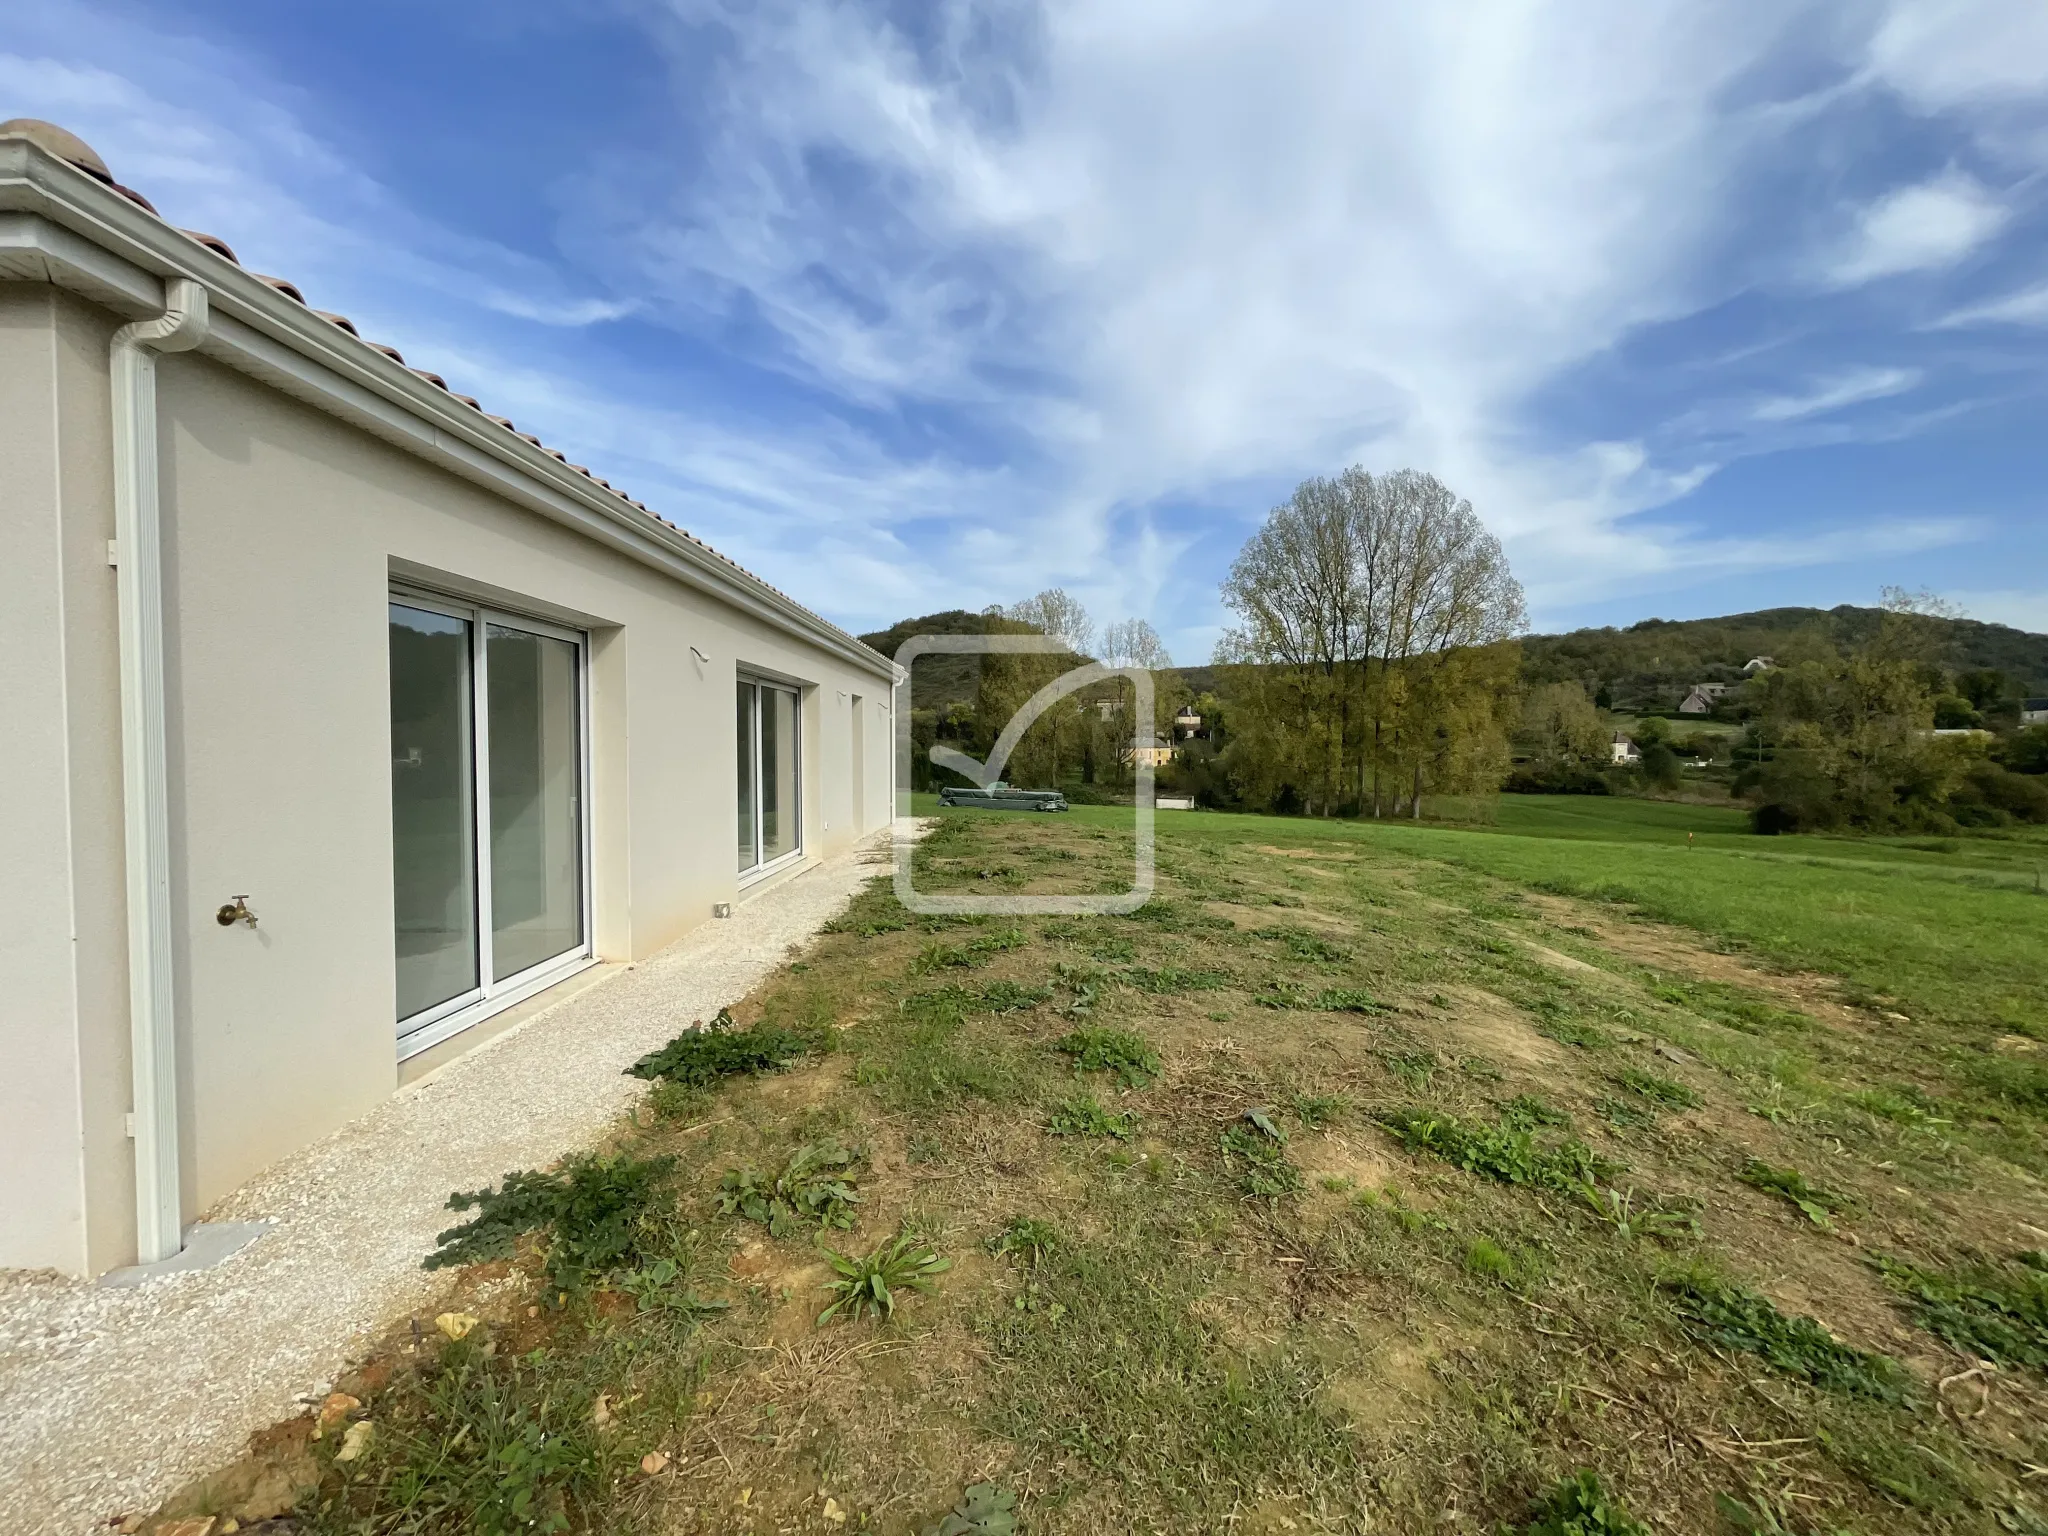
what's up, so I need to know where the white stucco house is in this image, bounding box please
[1,122,898,1277]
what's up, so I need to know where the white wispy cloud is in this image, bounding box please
[1936,280,2048,327]
[1751,366,1921,421]
[6,0,2042,649]
[1823,171,2008,286]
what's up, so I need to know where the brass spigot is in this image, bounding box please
[216,895,257,928]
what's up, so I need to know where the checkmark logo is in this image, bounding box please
[890,634,1158,916]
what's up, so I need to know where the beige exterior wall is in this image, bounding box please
[2,281,894,1275]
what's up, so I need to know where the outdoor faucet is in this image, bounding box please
[216,895,257,928]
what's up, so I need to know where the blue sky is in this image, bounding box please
[8,0,2048,659]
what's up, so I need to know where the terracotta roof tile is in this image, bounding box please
[178,229,239,265]
[313,310,359,337]
[254,273,306,304]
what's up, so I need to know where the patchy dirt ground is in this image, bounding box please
[147,810,2048,1536]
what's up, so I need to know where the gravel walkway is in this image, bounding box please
[0,831,901,1534]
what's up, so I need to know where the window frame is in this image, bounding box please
[736,673,804,884]
[390,586,597,1059]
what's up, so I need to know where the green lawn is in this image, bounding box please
[1002,795,2046,1042]
[183,797,2047,1536]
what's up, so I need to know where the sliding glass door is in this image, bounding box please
[737,677,801,875]
[390,595,589,1050]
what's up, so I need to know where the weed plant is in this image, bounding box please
[1738,1159,1845,1229]
[1501,1095,1573,1131]
[1289,1092,1350,1130]
[1660,1271,1914,1402]
[1378,1108,1608,1193]
[1876,1250,2048,1369]
[1518,1469,1649,1535]
[818,1234,952,1324]
[425,1152,674,1291]
[1221,1113,1302,1199]
[717,1140,863,1237]
[307,1333,619,1536]
[920,1483,1018,1536]
[987,1216,1059,1267]
[1053,1026,1161,1087]
[625,1010,812,1089]
[1046,1093,1137,1140]
[1610,1068,1702,1109]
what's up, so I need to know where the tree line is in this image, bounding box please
[883,465,2046,835]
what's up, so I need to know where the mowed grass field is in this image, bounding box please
[182,799,2048,1536]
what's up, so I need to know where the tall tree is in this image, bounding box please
[1217,467,1525,817]
[1216,475,1362,814]
[1005,589,1095,656]
[1359,470,1527,816]
[1098,617,1174,671]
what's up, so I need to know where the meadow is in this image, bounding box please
[170,797,2048,1536]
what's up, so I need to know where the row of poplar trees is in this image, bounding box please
[1215,467,1527,817]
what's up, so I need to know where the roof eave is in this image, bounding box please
[0,137,894,682]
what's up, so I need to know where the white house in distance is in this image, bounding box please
[2024,698,2048,727]
[1611,731,1640,764]
[0,122,896,1277]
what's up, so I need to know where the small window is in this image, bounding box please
[737,677,801,874]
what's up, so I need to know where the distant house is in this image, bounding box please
[1678,682,1729,714]
[1172,705,1203,739]
[1127,733,1175,768]
[2024,698,2048,726]
[1611,732,1640,764]
[1743,656,1775,675]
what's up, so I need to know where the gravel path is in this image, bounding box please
[0,831,901,1534]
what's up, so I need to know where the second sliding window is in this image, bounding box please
[736,678,800,874]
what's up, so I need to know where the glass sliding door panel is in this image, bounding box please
[736,681,758,870]
[761,685,800,863]
[487,623,584,981]
[390,604,479,1025]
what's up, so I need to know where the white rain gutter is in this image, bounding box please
[111,275,209,1264]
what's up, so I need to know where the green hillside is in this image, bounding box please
[860,609,1016,709]
[865,603,2048,715]
[1520,604,2048,711]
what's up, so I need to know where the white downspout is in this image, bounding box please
[111,276,209,1264]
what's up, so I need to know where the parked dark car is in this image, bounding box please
[938,782,1069,812]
